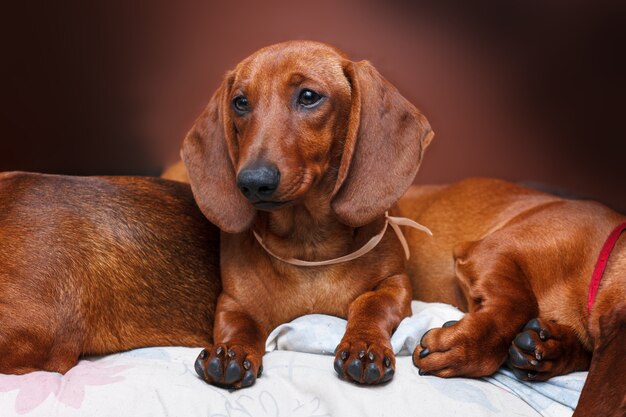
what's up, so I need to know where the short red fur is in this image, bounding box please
[401,178,626,417]
[0,172,221,374]
[181,41,433,388]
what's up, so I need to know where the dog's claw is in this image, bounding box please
[442,320,459,328]
[419,347,430,358]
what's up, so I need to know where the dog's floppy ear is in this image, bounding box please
[331,60,434,227]
[182,76,255,233]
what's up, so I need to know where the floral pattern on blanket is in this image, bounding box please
[0,360,131,414]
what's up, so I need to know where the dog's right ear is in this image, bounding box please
[182,76,255,233]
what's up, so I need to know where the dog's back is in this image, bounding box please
[0,172,220,374]
[398,178,562,306]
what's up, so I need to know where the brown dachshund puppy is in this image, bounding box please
[0,171,220,374]
[402,178,625,417]
[184,40,433,388]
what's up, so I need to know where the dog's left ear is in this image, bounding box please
[331,60,434,227]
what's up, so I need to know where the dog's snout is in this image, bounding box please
[237,163,280,201]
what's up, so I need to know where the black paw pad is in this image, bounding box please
[347,359,363,381]
[206,357,223,380]
[419,329,433,346]
[224,361,242,385]
[194,353,207,379]
[381,366,394,382]
[334,358,345,378]
[514,332,536,352]
[510,366,537,381]
[508,344,529,367]
[240,370,256,388]
[364,363,381,384]
[523,318,542,333]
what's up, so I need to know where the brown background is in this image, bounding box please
[1,1,625,211]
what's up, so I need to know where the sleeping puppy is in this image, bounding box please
[182,40,434,388]
[402,178,625,417]
[0,171,220,374]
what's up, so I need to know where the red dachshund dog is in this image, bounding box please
[0,172,220,374]
[184,41,433,388]
[403,178,625,417]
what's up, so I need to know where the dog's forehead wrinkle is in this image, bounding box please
[236,50,348,97]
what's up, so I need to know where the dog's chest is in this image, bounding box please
[293,266,368,316]
[222,253,381,328]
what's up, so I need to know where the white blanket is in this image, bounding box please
[0,302,584,417]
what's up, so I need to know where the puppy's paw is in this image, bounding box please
[507,318,590,381]
[413,319,505,378]
[194,344,263,389]
[334,337,395,385]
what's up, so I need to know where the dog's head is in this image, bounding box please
[183,41,433,233]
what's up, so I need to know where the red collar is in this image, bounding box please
[588,222,626,313]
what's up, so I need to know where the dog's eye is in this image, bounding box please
[232,96,250,113]
[298,89,323,108]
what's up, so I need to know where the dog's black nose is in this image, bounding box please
[237,162,280,201]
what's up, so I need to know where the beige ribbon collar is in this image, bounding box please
[253,212,432,267]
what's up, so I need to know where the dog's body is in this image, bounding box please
[161,160,189,183]
[185,41,433,388]
[404,178,625,416]
[0,172,220,374]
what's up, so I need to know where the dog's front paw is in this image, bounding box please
[413,318,506,378]
[334,337,395,385]
[507,318,590,381]
[194,344,263,389]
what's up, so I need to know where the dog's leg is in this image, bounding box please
[573,304,626,417]
[0,314,81,375]
[194,294,265,389]
[333,273,412,384]
[413,240,538,377]
[507,318,591,381]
